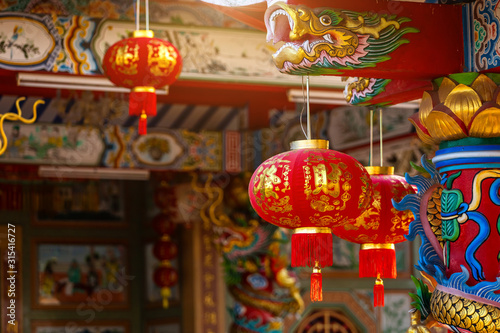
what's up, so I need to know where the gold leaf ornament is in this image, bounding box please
[426,110,467,142]
[443,84,481,127]
[470,74,497,102]
[469,107,500,138]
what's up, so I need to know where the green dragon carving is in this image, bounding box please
[264,2,418,74]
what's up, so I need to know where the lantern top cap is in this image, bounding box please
[133,30,154,38]
[290,139,329,150]
[364,166,394,175]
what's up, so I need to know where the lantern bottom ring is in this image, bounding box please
[294,227,332,234]
[361,243,395,250]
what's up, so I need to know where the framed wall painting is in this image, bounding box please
[144,242,180,307]
[145,318,181,333]
[31,180,127,228]
[31,320,130,333]
[31,238,129,309]
[0,225,22,333]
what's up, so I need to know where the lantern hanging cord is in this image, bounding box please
[135,0,140,31]
[306,75,311,140]
[299,76,307,140]
[146,0,149,31]
[379,108,383,167]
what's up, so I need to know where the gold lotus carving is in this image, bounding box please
[410,74,500,144]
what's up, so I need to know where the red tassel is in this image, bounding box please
[374,278,384,307]
[129,88,156,135]
[310,267,323,302]
[359,244,396,279]
[292,228,333,268]
[129,88,157,116]
[139,112,148,135]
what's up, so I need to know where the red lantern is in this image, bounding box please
[153,264,179,304]
[153,182,177,212]
[150,181,179,308]
[102,30,182,135]
[331,166,415,307]
[248,139,372,301]
[151,213,177,235]
[153,239,178,261]
[154,265,179,287]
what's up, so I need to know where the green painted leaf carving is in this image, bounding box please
[441,189,463,242]
[441,189,462,213]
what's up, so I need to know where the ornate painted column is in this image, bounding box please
[399,73,500,333]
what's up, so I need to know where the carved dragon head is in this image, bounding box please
[264,2,417,74]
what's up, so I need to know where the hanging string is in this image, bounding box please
[299,76,307,139]
[379,108,383,167]
[306,75,311,140]
[135,0,140,31]
[369,108,374,166]
[146,0,149,31]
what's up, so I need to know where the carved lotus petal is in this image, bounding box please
[443,84,481,127]
[469,107,500,137]
[419,91,434,127]
[426,110,467,142]
[438,77,457,103]
[471,74,497,102]
[409,113,435,145]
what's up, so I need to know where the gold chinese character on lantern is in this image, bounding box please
[148,41,178,76]
[114,44,139,75]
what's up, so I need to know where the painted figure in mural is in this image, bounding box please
[395,73,500,333]
[193,173,304,333]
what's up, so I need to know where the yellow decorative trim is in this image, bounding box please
[0,97,42,156]
[294,227,332,234]
[133,86,156,93]
[364,166,394,175]
[312,266,321,274]
[361,243,395,250]
[375,277,384,286]
[133,30,154,38]
[290,139,329,150]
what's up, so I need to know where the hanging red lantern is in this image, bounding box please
[154,265,179,286]
[151,213,177,235]
[153,265,179,302]
[331,166,415,307]
[150,181,179,308]
[153,238,178,261]
[102,30,182,135]
[248,139,372,302]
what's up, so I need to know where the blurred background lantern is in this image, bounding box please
[248,139,372,302]
[102,1,182,135]
[330,109,415,307]
[151,181,179,308]
[331,166,415,306]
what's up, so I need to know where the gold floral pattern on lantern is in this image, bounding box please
[249,140,372,231]
[410,74,500,144]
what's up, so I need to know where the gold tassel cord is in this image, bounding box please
[0,97,43,156]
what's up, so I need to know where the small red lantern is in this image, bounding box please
[331,166,415,307]
[151,181,178,308]
[153,265,179,289]
[102,30,182,135]
[151,213,177,235]
[153,239,178,261]
[248,139,372,301]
